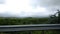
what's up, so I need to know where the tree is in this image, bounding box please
[57,9,60,23]
[49,9,58,24]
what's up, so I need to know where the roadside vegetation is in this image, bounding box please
[0,17,59,34]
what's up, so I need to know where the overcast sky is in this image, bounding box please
[0,0,59,17]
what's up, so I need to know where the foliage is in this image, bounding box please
[0,17,59,34]
[0,17,49,25]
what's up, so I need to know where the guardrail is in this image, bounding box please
[0,24,60,32]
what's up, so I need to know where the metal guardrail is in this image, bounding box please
[0,24,60,32]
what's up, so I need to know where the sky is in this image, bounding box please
[0,0,59,17]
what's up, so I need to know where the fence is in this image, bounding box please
[0,24,60,32]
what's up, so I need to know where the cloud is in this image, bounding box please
[0,0,57,17]
[34,0,60,7]
[0,0,4,4]
[35,0,60,10]
[32,0,60,15]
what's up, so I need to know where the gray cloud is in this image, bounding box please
[0,0,4,4]
[31,0,60,10]
[35,0,60,14]
[30,0,60,17]
[0,0,59,17]
[36,0,60,7]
